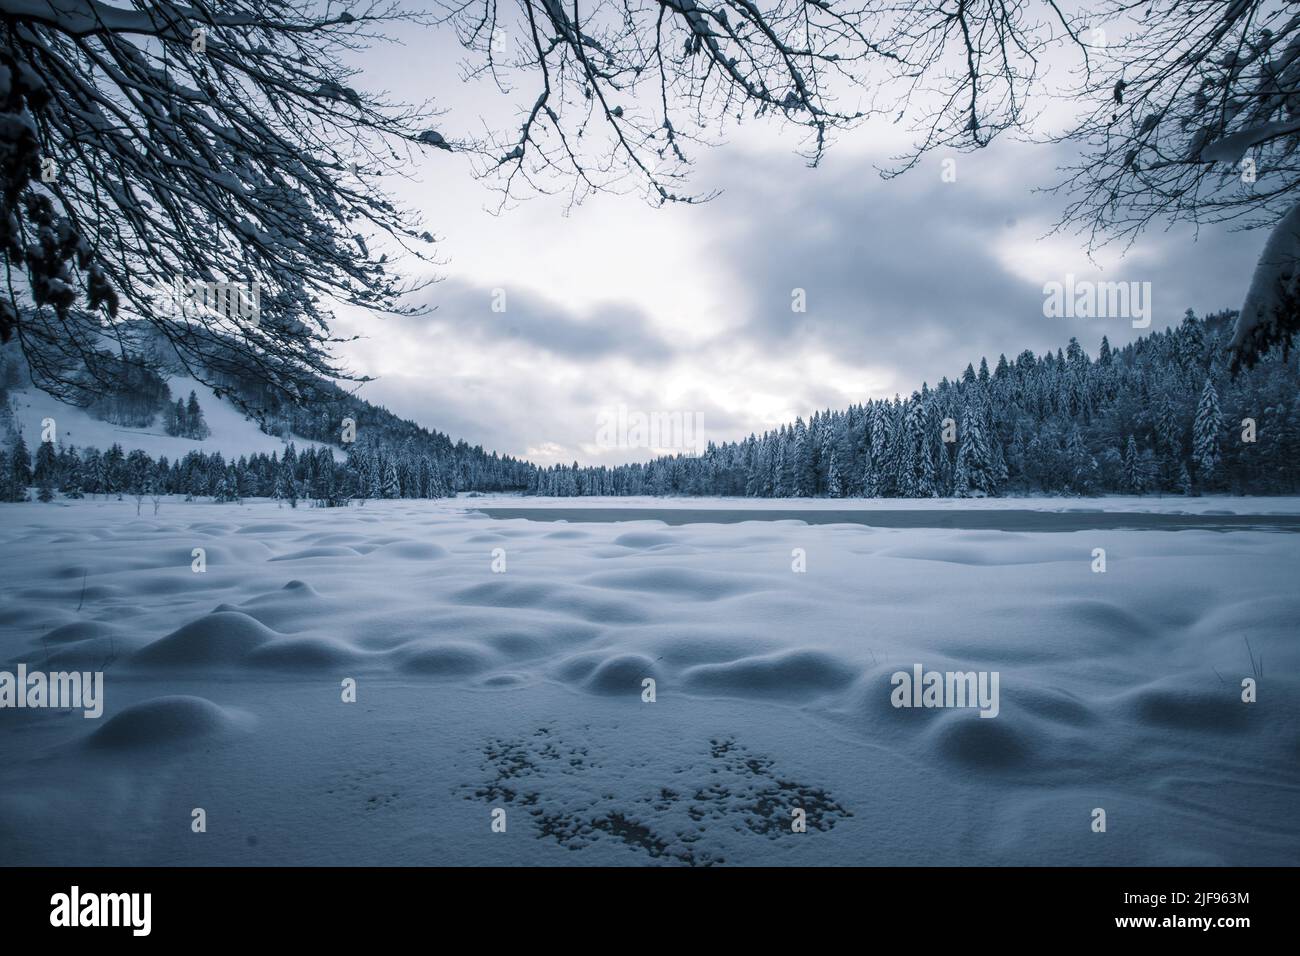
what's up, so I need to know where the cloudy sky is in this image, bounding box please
[332,22,1267,467]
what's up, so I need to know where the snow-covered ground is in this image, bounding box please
[0,496,1296,865]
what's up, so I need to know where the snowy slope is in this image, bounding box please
[4,376,338,460]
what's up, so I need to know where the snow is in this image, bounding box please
[0,497,1296,865]
[5,378,339,461]
[1199,118,1300,163]
[1231,197,1300,362]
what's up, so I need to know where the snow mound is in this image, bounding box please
[392,641,496,676]
[369,540,450,560]
[1124,678,1255,733]
[37,620,127,645]
[280,579,319,595]
[269,546,362,561]
[450,581,650,624]
[579,567,763,600]
[928,712,1038,769]
[582,653,659,695]
[247,637,365,671]
[649,631,778,667]
[236,523,305,535]
[611,530,676,549]
[86,696,249,752]
[681,650,857,701]
[132,611,279,667]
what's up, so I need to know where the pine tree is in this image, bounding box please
[186,391,210,439]
[33,439,57,487]
[0,450,15,502]
[896,399,921,497]
[827,450,844,498]
[103,444,126,498]
[61,450,84,498]
[1178,310,1204,373]
[347,446,371,503]
[214,467,240,503]
[10,431,31,490]
[84,449,105,497]
[868,403,893,496]
[1123,436,1148,494]
[1065,425,1097,494]
[953,396,996,496]
[380,458,400,499]
[1193,378,1222,484]
[164,398,187,437]
[275,464,298,508]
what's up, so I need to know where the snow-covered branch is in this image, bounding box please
[1,0,444,409]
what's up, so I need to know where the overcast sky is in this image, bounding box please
[331,24,1267,467]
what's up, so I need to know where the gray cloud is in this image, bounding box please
[693,141,1266,393]
[413,278,680,365]
[341,138,1271,464]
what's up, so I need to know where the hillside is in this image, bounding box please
[0,336,532,502]
[5,374,337,464]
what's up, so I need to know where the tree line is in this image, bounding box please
[0,438,466,508]
[3,310,1297,505]
[528,311,1300,498]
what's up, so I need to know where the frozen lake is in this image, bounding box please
[474,506,1300,532]
[2,496,1297,866]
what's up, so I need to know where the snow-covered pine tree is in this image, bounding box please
[792,419,816,497]
[275,465,298,508]
[918,399,940,497]
[103,444,125,499]
[61,448,84,498]
[1123,436,1148,494]
[1065,425,1098,494]
[185,392,210,440]
[953,395,997,497]
[896,398,921,497]
[1194,378,1223,484]
[1178,310,1204,374]
[0,450,14,502]
[33,439,57,487]
[868,402,893,496]
[380,459,400,499]
[10,431,31,490]
[827,450,844,498]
